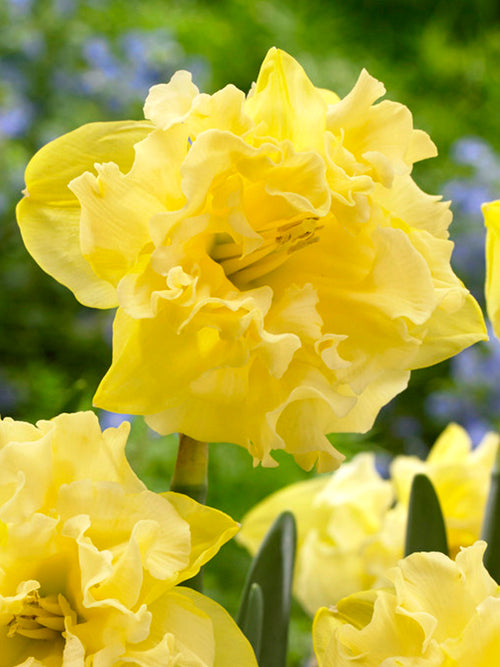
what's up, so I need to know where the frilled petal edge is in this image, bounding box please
[16,120,152,308]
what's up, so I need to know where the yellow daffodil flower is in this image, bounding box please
[0,411,257,666]
[484,199,500,337]
[391,422,498,554]
[313,541,500,666]
[17,48,486,471]
[238,423,498,614]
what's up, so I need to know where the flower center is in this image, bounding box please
[7,590,66,640]
[211,215,322,287]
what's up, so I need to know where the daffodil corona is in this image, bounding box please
[0,412,257,666]
[17,48,486,470]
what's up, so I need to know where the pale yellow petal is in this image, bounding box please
[246,47,329,151]
[162,491,239,583]
[17,121,152,307]
[69,161,164,287]
[442,596,500,666]
[484,199,500,338]
[144,70,199,130]
[0,412,247,663]
[295,533,368,615]
[426,422,471,464]
[392,542,498,642]
[314,591,441,666]
[238,475,328,554]
[174,587,258,667]
[326,68,386,132]
[374,175,452,239]
[313,607,340,667]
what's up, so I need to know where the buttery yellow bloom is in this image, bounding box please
[0,411,257,667]
[484,200,500,337]
[313,541,500,666]
[17,48,485,471]
[238,454,393,615]
[238,423,498,614]
[391,423,498,553]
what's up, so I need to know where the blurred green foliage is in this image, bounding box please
[2,1,500,663]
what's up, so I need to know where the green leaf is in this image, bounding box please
[238,582,264,661]
[237,511,296,667]
[481,451,500,583]
[404,473,448,557]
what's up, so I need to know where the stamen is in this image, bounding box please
[212,215,322,286]
[7,591,66,641]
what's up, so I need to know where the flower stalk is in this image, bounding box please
[170,434,209,592]
[170,433,209,505]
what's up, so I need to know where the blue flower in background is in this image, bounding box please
[77,28,209,112]
[0,99,33,138]
[426,326,500,442]
[444,137,500,303]
[453,137,500,179]
[99,410,134,430]
[422,138,500,442]
[53,0,77,16]
[7,0,35,13]
[0,369,19,413]
[445,180,493,217]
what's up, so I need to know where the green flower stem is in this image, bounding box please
[170,434,209,593]
[170,434,208,505]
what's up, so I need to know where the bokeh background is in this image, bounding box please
[1,0,500,663]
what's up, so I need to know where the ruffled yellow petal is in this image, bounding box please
[69,162,164,287]
[313,547,500,666]
[390,542,498,642]
[442,597,500,666]
[144,70,200,130]
[17,121,152,307]
[314,592,442,666]
[246,47,330,151]
[162,492,239,584]
[0,412,250,665]
[239,454,394,614]
[240,422,497,617]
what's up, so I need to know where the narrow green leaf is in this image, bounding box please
[237,511,296,667]
[238,582,264,662]
[481,450,500,582]
[404,473,448,557]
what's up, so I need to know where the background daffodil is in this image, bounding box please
[238,423,498,614]
[0,411,257,667]
[313,541,500,666]
[17,48,485,471]
[484,199,500,338]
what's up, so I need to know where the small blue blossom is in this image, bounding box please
[425,390,466,422]
[445,180,493,217]
[53,0,77,16]
[99,410,134,430]
[452,137,492,168]
[0,370,19,412]
[7,0,34,13]
[0,101,33,138]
